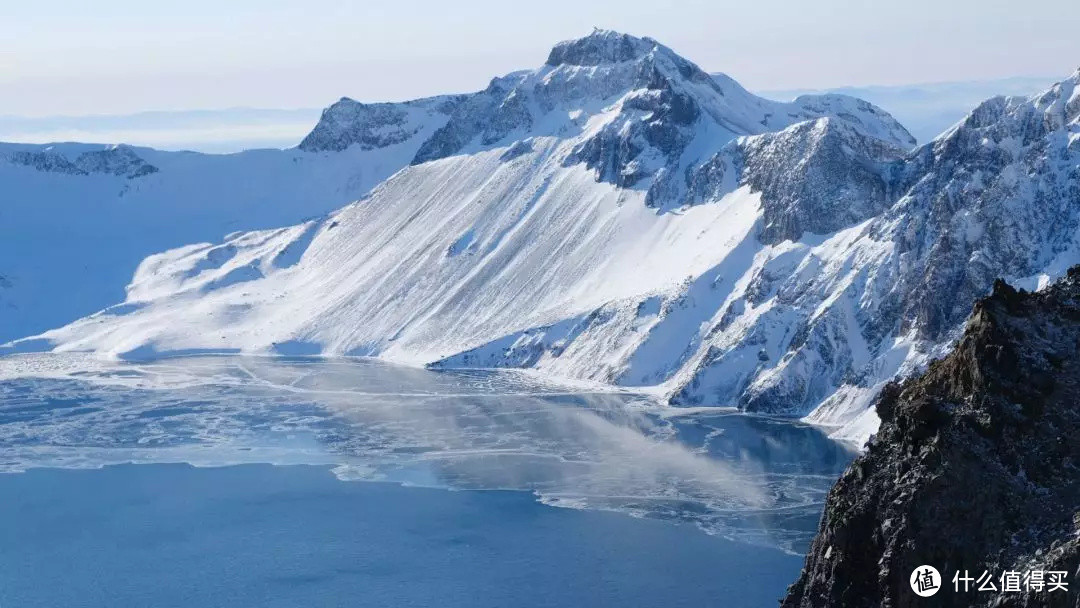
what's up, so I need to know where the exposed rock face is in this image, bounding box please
[5,145,158,179]
[783,267,1080,608]
[73,145,158,178]
[564,70,702,198]
[411,76,533,164]
[8,150,87,175]
[298,95,465,153]
[544,29,655,66]
[738,117,901,244]
[883,76,1080,342]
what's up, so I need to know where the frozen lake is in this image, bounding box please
[0,354,853,606]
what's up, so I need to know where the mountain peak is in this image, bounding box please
[298,94,466,153]
[544,29,660,67]
[1033,68,1080,126]
[301,29,912,187]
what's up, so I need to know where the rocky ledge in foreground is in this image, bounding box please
[783,267,1080,608]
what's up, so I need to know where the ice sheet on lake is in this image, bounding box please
[0,354,852,552]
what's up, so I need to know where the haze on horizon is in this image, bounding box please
[3,0,1079,117]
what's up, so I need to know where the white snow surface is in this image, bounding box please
[24,147,765,364]
[0,98,454,342]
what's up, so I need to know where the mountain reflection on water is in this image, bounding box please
[0,354,854,552]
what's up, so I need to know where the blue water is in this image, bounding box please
[0,355,854,607]
[1,463,804,608]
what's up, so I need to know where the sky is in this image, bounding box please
[2,0,1079,117]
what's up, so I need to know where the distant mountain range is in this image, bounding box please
[0,108,322,153]
[2,30,1077,447]
[0,78,1052,154]
[758,75,1058,144]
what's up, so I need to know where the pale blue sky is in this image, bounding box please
[2,0,1078,116]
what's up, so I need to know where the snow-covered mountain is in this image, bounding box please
[5,31,1077,445]
[758,75,1058,144]
[0,98,458,342]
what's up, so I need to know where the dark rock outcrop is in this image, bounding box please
[73,145,158,178]
[783,267,1080,607]
[6,145,158,179]
[7,150,87,175]
[298,96,465,153]
[411,77,532,165]
[741,118,901,245]
[545,28,655,66]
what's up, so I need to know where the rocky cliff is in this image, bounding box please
[6,144,159,178]
[783,267,1080,607]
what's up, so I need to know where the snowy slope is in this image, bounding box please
[11,32,1075,448]
[0,96,457,342]
[431,68,1080,444]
